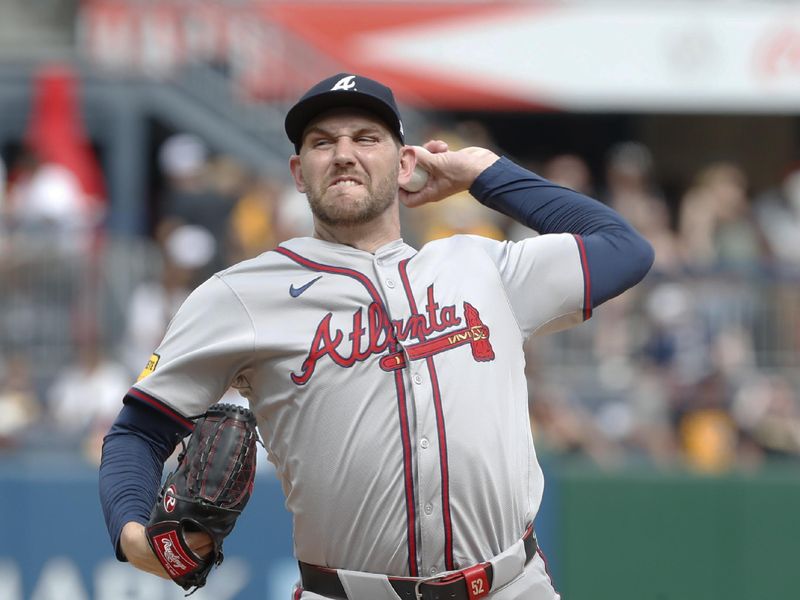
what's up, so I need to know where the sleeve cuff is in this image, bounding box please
[125,388,195,431]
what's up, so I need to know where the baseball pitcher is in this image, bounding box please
[99,73,654,599]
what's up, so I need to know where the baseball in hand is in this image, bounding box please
[401,165,429,192]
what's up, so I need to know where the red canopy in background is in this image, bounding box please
[25,63,106,207]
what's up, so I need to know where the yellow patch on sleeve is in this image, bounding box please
[137,353,161,382]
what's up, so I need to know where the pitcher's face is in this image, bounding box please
[290,109,402,227]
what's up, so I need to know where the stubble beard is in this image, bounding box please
[306,164,398,227]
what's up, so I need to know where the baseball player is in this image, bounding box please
[100,73,654,599]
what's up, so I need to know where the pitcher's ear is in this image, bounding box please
[289,155,306,193]
[398,145,416,184]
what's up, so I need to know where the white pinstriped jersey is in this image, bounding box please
[132,233,588,578]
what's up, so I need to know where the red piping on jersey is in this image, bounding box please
[536,546,560,594]
[293,585,303,600]
[572,234,592,321]
[425,355,454,571]
[393,368,419,576]
[398,258,455,572]
[274,245,419,576]
[126,388,194,430]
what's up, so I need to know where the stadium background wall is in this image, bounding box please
[1,459,797,600]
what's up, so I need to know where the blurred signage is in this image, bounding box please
[79,1,800,111]
[0,556,300,600]
[78,1,298,99]
[0,465,298,600]
[0,556,298,600]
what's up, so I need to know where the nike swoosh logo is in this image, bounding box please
[289,276,322,298]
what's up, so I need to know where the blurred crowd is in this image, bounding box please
[1,119,799,474]
[511,135,800,474]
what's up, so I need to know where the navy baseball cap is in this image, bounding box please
[285,73,405,153]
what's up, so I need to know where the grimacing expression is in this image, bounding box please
[293,110,402,227]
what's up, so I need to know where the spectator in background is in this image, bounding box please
[637,278,766,472]
[5,149,100,255]
[2,64,107,256]
[753,162,800,268]
[450,119,505,156]
[272,183,315,242]
[544,153,594,195]
[229,170,317,261]
[733,373,800,463]
[603,141,682,274]
[528,380,625,468]
[603,142,660,210]
[206,154,253,262]
[24,64,106,210]
[673,321,761,473]
[155,133,235,277]
[673,369,739,473]
[417,188,506,243]
[228,174,282,262]
[0,354,41,450]
[507,153,595,242]
[678,162,769,270]
[47,325,130,463]
[121,224,214,375]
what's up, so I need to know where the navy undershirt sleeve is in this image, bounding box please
[98,396,190,561]
[470,157,654,307]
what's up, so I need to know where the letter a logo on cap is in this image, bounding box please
[331,75,357,91]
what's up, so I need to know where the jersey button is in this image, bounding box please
[420,437,429,449]
[385,279,395,288]
[424,503,433,515]
[429,567,438,576]
[413,374,423,384]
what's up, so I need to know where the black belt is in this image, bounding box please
[299,525,537,600]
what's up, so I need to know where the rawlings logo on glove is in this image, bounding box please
[146,403,259,594]
[153,530,198,577]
